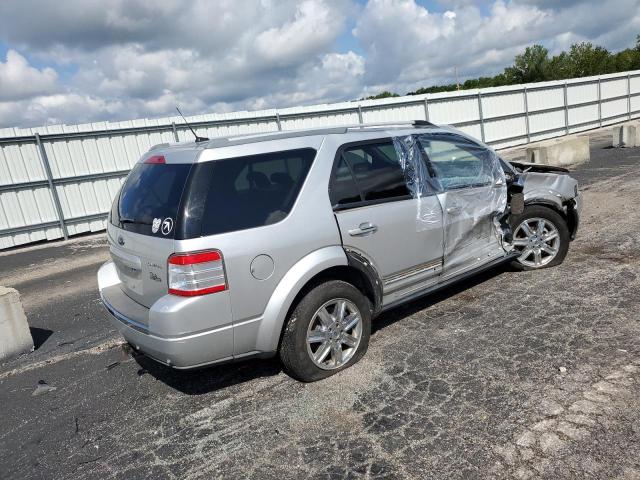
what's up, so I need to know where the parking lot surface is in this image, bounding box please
[1,128,639,479]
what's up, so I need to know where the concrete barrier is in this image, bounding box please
[611,122,638,147]
[0,287,33,361]
[525,135,590,168]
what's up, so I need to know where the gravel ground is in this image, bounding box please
[0,127,639,480]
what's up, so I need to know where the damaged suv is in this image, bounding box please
[98,121,580,381]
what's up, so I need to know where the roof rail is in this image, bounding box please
[346,120,435,130]
[188,119,438,149]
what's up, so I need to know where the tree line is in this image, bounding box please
[365,35,640,100]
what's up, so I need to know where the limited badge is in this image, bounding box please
[152,217,161,234]
[161,217,174,236]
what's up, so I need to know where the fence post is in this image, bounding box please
[563,82,569,135]
[357,104,364,124]
[35,133,68,240]
[477,91,486,143]
[523,87,530,143]
[171,122,179,142]
[627,73,632,120]
[423,98,430,122]
[597,78,602,127]
[275,112,282,131]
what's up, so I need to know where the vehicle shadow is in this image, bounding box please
[138,265,509,395]
[133,353,283,395]
[372,265,508,334]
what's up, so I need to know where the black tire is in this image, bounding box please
[280,280,372,382]
[509,204,570,270]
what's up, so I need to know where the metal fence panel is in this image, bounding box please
[1,69,639,249]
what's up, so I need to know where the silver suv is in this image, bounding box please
[98,121,580,381]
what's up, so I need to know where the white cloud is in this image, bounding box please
[0,0,638,128]
[0,50,59,101]
[255,0,346,66]
[354,0,640,93]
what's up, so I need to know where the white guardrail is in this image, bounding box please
[1,70,639,249]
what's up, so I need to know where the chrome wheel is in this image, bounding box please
[512,217,560,268]
[306,298,362,370]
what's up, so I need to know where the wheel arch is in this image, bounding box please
[256,247,381,354]
[523,198,577,239]
[254,246,353,353]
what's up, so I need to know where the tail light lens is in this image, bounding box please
[168,250,226,296]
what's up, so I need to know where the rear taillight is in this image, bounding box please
[168,250,227,296]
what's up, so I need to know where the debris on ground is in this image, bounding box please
[32,380,57,396]
[105,361,119,371]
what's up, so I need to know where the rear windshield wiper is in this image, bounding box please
[119,218,149,226]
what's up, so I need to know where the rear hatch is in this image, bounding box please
[108,152,195,308]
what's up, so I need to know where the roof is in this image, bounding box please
[150,120,439,152]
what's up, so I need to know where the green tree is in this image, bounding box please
[566,42,612,77]
[611,48,639,72]
[544,52,572,80]
[364,91,400,100]
[503,44,549,83]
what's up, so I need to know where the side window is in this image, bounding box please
[329,157,361,206]
[340,142,409,203]
[194,149,315,236]
[421,135,494,190]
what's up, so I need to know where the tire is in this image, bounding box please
[280,280,372,382]
[509,204,570,270]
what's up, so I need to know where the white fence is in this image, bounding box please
[1,70,640,250]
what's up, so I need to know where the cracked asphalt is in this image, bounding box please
[1,128,639,479]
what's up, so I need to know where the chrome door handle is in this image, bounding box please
[446,206,462,215]
[348,222,378,237]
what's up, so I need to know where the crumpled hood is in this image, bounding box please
[521,170,578,203]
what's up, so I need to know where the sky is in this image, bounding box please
[0,0,639,129]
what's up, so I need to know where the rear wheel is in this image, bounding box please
[280,280,371,382]
[509,205,570,270]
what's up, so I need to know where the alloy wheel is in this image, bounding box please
[306,298,362,370]
[512,217,561,268]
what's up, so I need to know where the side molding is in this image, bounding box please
[255,246,348,352]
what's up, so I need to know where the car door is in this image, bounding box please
[419,132,507,277]
[330,140,444,305]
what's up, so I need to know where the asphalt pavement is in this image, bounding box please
[1,127,639,479]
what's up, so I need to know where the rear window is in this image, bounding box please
[110,163,192,237]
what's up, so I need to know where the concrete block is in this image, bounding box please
[611,123,638,147]
[526,135,590,168]
[0,286,33,361]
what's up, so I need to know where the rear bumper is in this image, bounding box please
[98,261,235,369]
[101,293,234,369]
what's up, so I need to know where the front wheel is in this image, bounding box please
[509,205,570,270]
[280,280,372,382]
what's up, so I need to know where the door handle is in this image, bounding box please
[446,206,463,215]
[348,222,378,237]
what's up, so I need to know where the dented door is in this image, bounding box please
[419,132,508,276]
